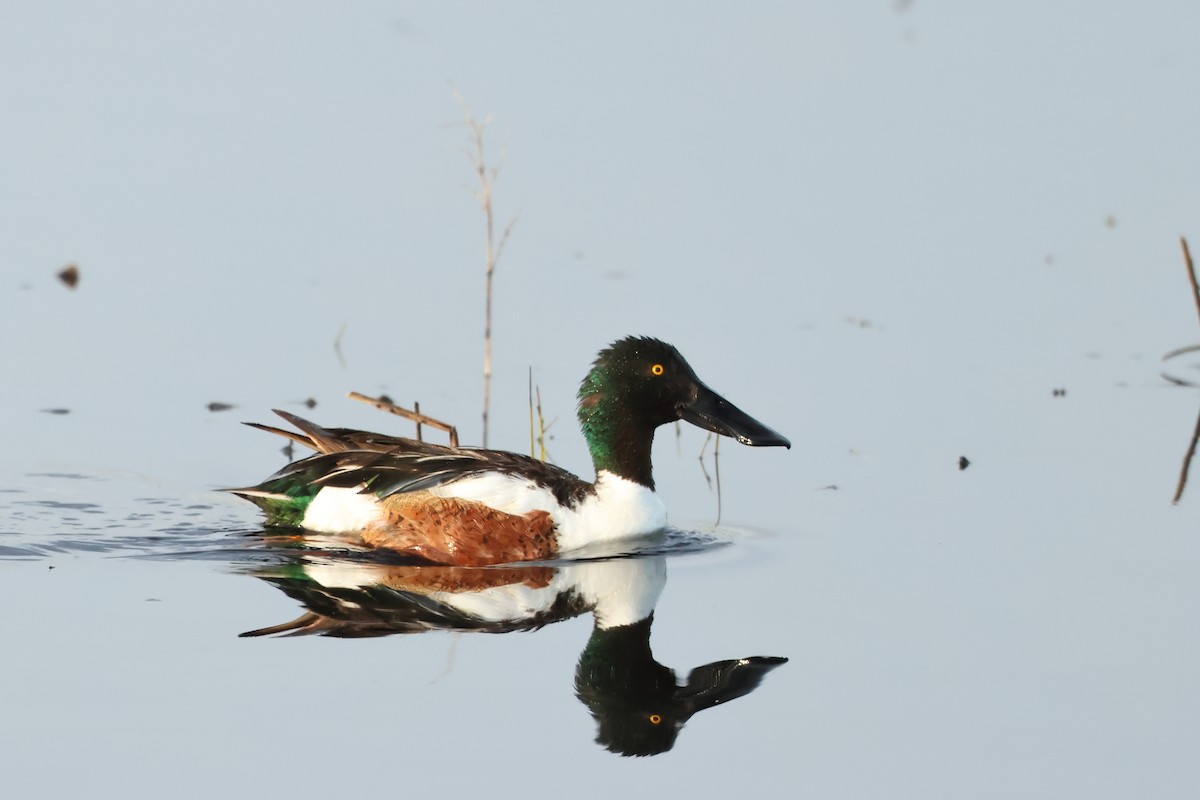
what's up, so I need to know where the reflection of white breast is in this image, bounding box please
[433,469,668,554]
[570,556,667,629]
[431,556,667,627]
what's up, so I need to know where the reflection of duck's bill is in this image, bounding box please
[577,616,789,757]
[676,655,789,711]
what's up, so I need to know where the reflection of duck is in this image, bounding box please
[576,617,786,757]
[242,552,787,756]
[231,337,789,565]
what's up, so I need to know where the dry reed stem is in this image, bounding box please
[455,91,518,448]
[346,391,459,447]
[1182,237,1200,327]
[1167,235,1200,501]
[1174,405,1200,504]
[696,433,724,525]
[535,385,548,462]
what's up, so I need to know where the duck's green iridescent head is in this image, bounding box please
[576,336,790,487]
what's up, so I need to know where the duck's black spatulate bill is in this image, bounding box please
[676,382,791,448]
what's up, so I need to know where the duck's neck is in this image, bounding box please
[577,388,657,490]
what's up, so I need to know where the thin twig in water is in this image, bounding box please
[428,633,461,685]
[698,433,714,490]
[713,435,723,527]
[1174,404,1200,504]
[1162,372,1198,388]
[455,91,518,448]
[1167,235,1200,500]
[526,368,551,462]
[1182,237,1200,327]
[333,322,347,369]
[346,391,459,447]
[696,433,724,525]
[1162,343,1200,362]
[535,385,549,462]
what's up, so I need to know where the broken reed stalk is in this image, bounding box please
[713,436,722,526]
[526,368,551,462]
[1182,237,1200,327]
[696,433,724,526]
[1173,405,1200,504]
[456,92,518,449]
[347,391,459,447]
[1168,235,1200,501]
[535,384,547,462]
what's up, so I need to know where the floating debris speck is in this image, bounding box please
[57,264,79,289]
[304,397,317,409]
[56,263,79,289]
[1052,388,1067,397]
[958,456,970,470]
[40,408,71,415]
[207,402,234,412]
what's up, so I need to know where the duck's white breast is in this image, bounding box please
[432,469,667,554]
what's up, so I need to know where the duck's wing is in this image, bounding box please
[246,443,593,509]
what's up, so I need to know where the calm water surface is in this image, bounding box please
[6,3,1200,798]
[4,366,1200,798]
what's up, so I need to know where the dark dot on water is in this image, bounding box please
[304,397,317,409]
[57,264,79,289]
[40,408,71,415]
[207,402,234,412]
[1052,388,1067,397]
[958,456,970,470]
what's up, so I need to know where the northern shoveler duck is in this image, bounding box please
[231,336,789,565]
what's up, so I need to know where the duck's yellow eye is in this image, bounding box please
[648,713,662,725]
[651,364,664,376]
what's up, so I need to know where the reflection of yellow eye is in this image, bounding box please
[651,364,664,376]
[649,714,662,725]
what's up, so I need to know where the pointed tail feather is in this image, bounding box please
[242,420,319,450]
[239,611,327,637]
[271,409,353,454]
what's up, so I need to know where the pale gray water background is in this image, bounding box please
[4,1,1200,797]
